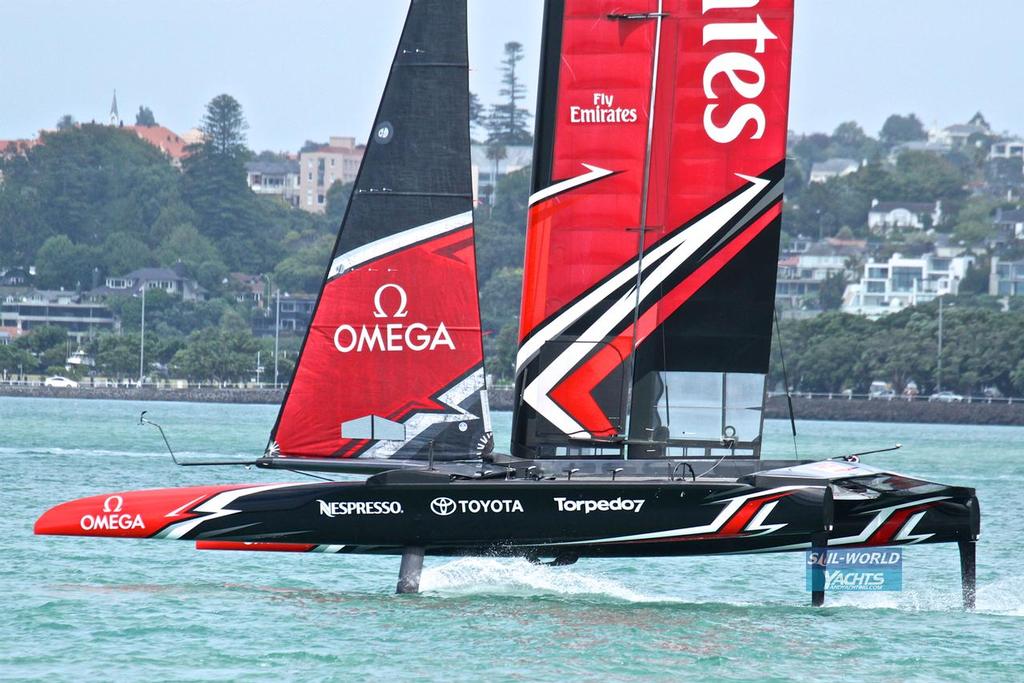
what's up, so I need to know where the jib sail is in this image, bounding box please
[512,0,794,459]
[268,0,490,461]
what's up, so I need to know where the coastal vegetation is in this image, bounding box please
[1,94,1021,393]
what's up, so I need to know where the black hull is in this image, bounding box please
[38,466,977,560]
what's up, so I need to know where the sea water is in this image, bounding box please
[1,397,1022,681]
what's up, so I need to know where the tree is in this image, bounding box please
[273,234,334,293]
[469,92,485,141]
[486,42,532,145]
[959,258,990,296]
[94,334,142,378]
[156,223,220,270]
[135,106,157,127]
[479,267,523,333]
[0,124,183,263]
[101,231,153,276]
[482,142,506,206]
[830,121,878,161]
[56,114,76,131]
[324,180,354,226]
[34,235,95,289]
[0,345,35,376]
[880,114,926,148]
[953,197,998,245]
[818,271,848,311]
[170,328,261,382]
[299,140,326,153]
[197,94,248,157]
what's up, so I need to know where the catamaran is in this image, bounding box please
[36,0,979,607]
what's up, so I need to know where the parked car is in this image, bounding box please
[44,376,79,388]
[869,380,893,398]
[928,391,963,403]
[982,386,1004,399]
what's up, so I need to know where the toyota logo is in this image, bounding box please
[430,497,457,516]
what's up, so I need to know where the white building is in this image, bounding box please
[990,139,1024,160]
[808,158,859,184]
[842,253,973,318]
[990,257,1024,297]
[868,199,942,232]
[94,267,206,302]
[1,290,117,342]
[245,160,300,208]
[471,144,532,206]
[775,239,863,315]
[298,137,365,213]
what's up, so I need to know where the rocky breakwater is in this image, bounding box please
[0,384,286,405]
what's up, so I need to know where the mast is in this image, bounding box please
[267,0,490,462]
[512,0,795,460]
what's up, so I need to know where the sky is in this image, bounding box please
[1,0,1022,151]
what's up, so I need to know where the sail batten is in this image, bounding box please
[512,0,794,459]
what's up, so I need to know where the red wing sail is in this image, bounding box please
[269,0,490,461]
[512,0,794,458]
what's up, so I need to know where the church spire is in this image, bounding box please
[109,90,119,125]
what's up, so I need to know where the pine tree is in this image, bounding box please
[486,42,532,145]
[135,106,157,127]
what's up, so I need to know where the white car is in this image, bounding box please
[44,376,79,388]
[928,391,963,403]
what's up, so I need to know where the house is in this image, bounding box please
[867,199,942,232]
[298,136,365,213]
[0,326,22,345]
[0,267,31,286]
[775,238,863,315]
[990,257,1024,297]
[928,113,992,149]
[127,125,190,168]
[230,273,265,308]
[0,138,40,159]
[808,158,859,184]
[245,160,301,207]
[992,207,1024,240]
[990,139,1024,161]
[0,290,117,341]
[471,144,533,206]
[842,252,973,318]
[251,293,316,336]
[93,266,206,302]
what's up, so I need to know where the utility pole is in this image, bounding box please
[274,288,281,389]
[936,295,943,393]
[139,285,146,387]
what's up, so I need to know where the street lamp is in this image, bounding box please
[138,284,146,388]
[936,295,953,393]
[274,288,281,389]
[262,274,281,390]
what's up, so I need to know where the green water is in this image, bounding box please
[1,397,1022,681]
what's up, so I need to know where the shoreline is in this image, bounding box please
[2,385,1023,426]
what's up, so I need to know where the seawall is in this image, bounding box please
[2,385,1023,426]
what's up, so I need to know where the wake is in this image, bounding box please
[419,557,683,603]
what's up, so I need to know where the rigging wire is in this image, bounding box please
[284,468,337,482]
[773,308,799,459]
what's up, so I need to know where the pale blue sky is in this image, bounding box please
[0,1,1021,150]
